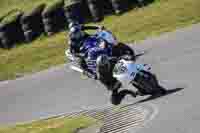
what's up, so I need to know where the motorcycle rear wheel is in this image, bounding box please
[140,71,167,95]
[133,71,159,95]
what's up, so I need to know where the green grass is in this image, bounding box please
[0,10,22,25]
[0,0,44,17]
[97,0,200,42]
[0,32,66,80]
[0,115,97,133]
[0,0,200,81]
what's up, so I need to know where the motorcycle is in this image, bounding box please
[65,29,135,77]
[112,58,166,96]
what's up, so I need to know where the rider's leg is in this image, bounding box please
[97,58,121,91]
[76,53,97,79]
[78,57,87,69]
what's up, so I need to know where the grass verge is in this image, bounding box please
[0,115,97,133]
[0,0,200,81]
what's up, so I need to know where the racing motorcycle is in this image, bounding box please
[112,58,166,96]
[65,29,135,76]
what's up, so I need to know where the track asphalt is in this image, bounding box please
[0,24,200,133]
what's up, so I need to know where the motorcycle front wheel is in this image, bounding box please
[139,71,167,95]
[132,71,158,95]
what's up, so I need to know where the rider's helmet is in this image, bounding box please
[68,21,80,30]
[68,21,85,41]
[69,25,85,41]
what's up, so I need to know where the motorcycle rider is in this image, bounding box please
[68,21,104,55]
[67,22,136,93]
[68,22,114,78]
[84,40,112,78]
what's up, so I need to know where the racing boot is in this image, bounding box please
[83,70,97,80]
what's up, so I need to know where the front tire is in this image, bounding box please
[134,71,159,95]
[141,71,167,95]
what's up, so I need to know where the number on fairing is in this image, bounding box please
[130,72,135,77]
[114,61,128,74]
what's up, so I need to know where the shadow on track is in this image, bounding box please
[135,87,184,104]
[111,87,184,105]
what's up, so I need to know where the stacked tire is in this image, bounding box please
[64,0,85,24]
[20,4,45,42]
[0,11,24,49]
[0,39,2,48]
[98,0,114,15]
[110,0,124,14]
[0,24,11,48]
[42,0,66,36]
[87,0,102,22]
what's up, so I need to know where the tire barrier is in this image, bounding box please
[87,0,102,22]
[42,0,66,36]
[0,11,24,49]
[98,0,113,15]
[0,9,18,22]
[110,0,124,14]
[110,0,138,14]
[0,0,149,49]
[20,4,45,42]
[0,41,2,48]
[64,0,86,24]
